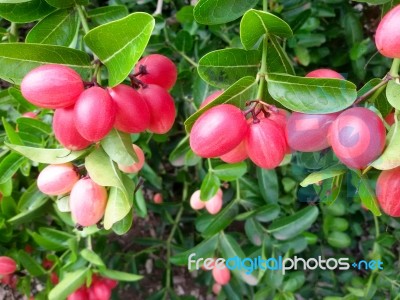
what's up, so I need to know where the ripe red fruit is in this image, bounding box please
[134,54,177,90]
[37,163,79,196]
[118,144,145,173]
[200,90,224,108]
[375,5,400,58]
[153,193,163,204]
[68,286,88,300]
[376,168,400,217]
[190,104,248,158]
[107,84,150,133]
[205,189,223,215]
[286,112,339,152]
[138,84,176,134]
[88,280,112,300]
[21,64,84,108]
[53,106,92,151]
[305,69,344,79]
[42,258,54,269]
[50,272,59,285]
[0,274,18,288]
[245,118,286,169]
[0,256,17,275]
[329,107,386,169]
[266,109,290,130]
[101,277,118,290]
[220,141,248,163]
[69,178,108,227]
[385,112,395,126]
[74,86,116,142]
[212,265,231,285]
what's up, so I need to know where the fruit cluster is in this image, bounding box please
[67,275,118,300]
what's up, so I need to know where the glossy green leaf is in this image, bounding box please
[29,230,69,251]
[300,165,347,187]
[198,49,260,88]
[99,269,143,282]
[104,185,131,231]
[2,117,23,145]
[133,189,147,218]
[0,43,92,84]
[386,79,400,110]
[48,268,89,300]
[267,35,295,75]
[267,73,357,113]
[26,9,79,46]
[213,162,247,181]
[101,129,138,165]
[0,0,55,23]
[5,143,87,164]
[45,0,88,9]
[0,179,12,197]
[357,174,381,216]
[9,87,36,111]
[202,200,239,237]
[257,168,279,204]
[0,152,27,184]
[185,76,257,132]
[240,9,292,49]
[268,206,319,240]
[18,250,46,276]
[255,204,281,222]
[141,163,162,190]
[16,118,52,135]
[112,207,133,235]
[372,122,400,170]
[200,172,221,201]
[193,0,258,25]
[80,249,105,267]
[84,12,154,87]
[87,5,128,25]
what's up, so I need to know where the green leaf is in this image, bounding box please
[26,9,79,46]
[18,250,46,276]
[193,0,258,25]
[386,79,400,110]
[99,269,143,282]
[141,163,162,190]
[357,174,381,216]
[257,168,279,204]
[112,207,133,235]
[198,49,261,88]
[0,43,92,84]
[2,117,23,145]
[84,12,154,87]
[48,268,89,300]
[171,234,219,266]
[240,9,292,50]
[327,231,351,248]
[185,76,257,132]
[268,206,319,240]
[0,179,13,197]
[16,118,52,135]
[0,0,31,3]
[0,0,55,23]
[267,35,295,75]
[44,0,88,9]
[104,186,132,231]
[200,172,220,201]
[267,73,357,113]
[101,129,137,165]
[80,249,105,267]
[213,162,247,181]
[202,200,239,237]
[300,165,347,187]
[87,6,129,25]
[0,152,27,184]
[372,122,400,170]
[175,30,193,53]
[39,227,74,247]
[29,230,69,251]
[5,143,87,164]
[9,87,36,111]
[353,0,390,4]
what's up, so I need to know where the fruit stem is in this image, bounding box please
[353,74,391,105]
[207,158,214,171]
[9,22,18,42]
[390,58,400,77]
[256,35,269,101]
[76,5,90,34]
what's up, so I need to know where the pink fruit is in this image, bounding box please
[212,283,222,295]
[245,118,286,169]
[22,112,37,119]
[376,168,400,217]
[190,104,248,158]
[305,69,344,79]
[37,163,79,196]
[74,86,116,142]
[69,178,108,227]
[153,193,163,204]
[138,84,176,134]
[385,112,395,126]
[107,84,150,133]
[286,112,339,152]
[118,144,145,173]
[220,141,248,163]
[68,287,88,300]
[200,90,224,108]
[375,5,400,58]
[101,278,118,290]
[21,64,84,109]
[53,106,92,151]
[212,265,230,285]
[329,107,386,169]
[134,54,177,90]
[0,256,17,275]
[190,190,205,210]
[266,108,290,130]
[205,189,223,215]
[88,281,112,300]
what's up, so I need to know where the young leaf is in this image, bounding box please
[267,73,357,113]
[300,165,347,187]
[198,49,261,88]
[84,12,155,87]
[357,174,381,216]
[240,9,292,50]
[101,129,138,165]
[48,268,89,300]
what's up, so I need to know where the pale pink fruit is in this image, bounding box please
[200,90,224,108]
[0,256,17,275]
[190,190,205,210]
[22,112,37,119]
[305,69,344,79]
[205,189,223,215]
[118,144,145,173]
[212,283,222,295]
[37,163,79,196]
[212,265,231,285]
[220,141,248,163]
[153,193,163,204]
